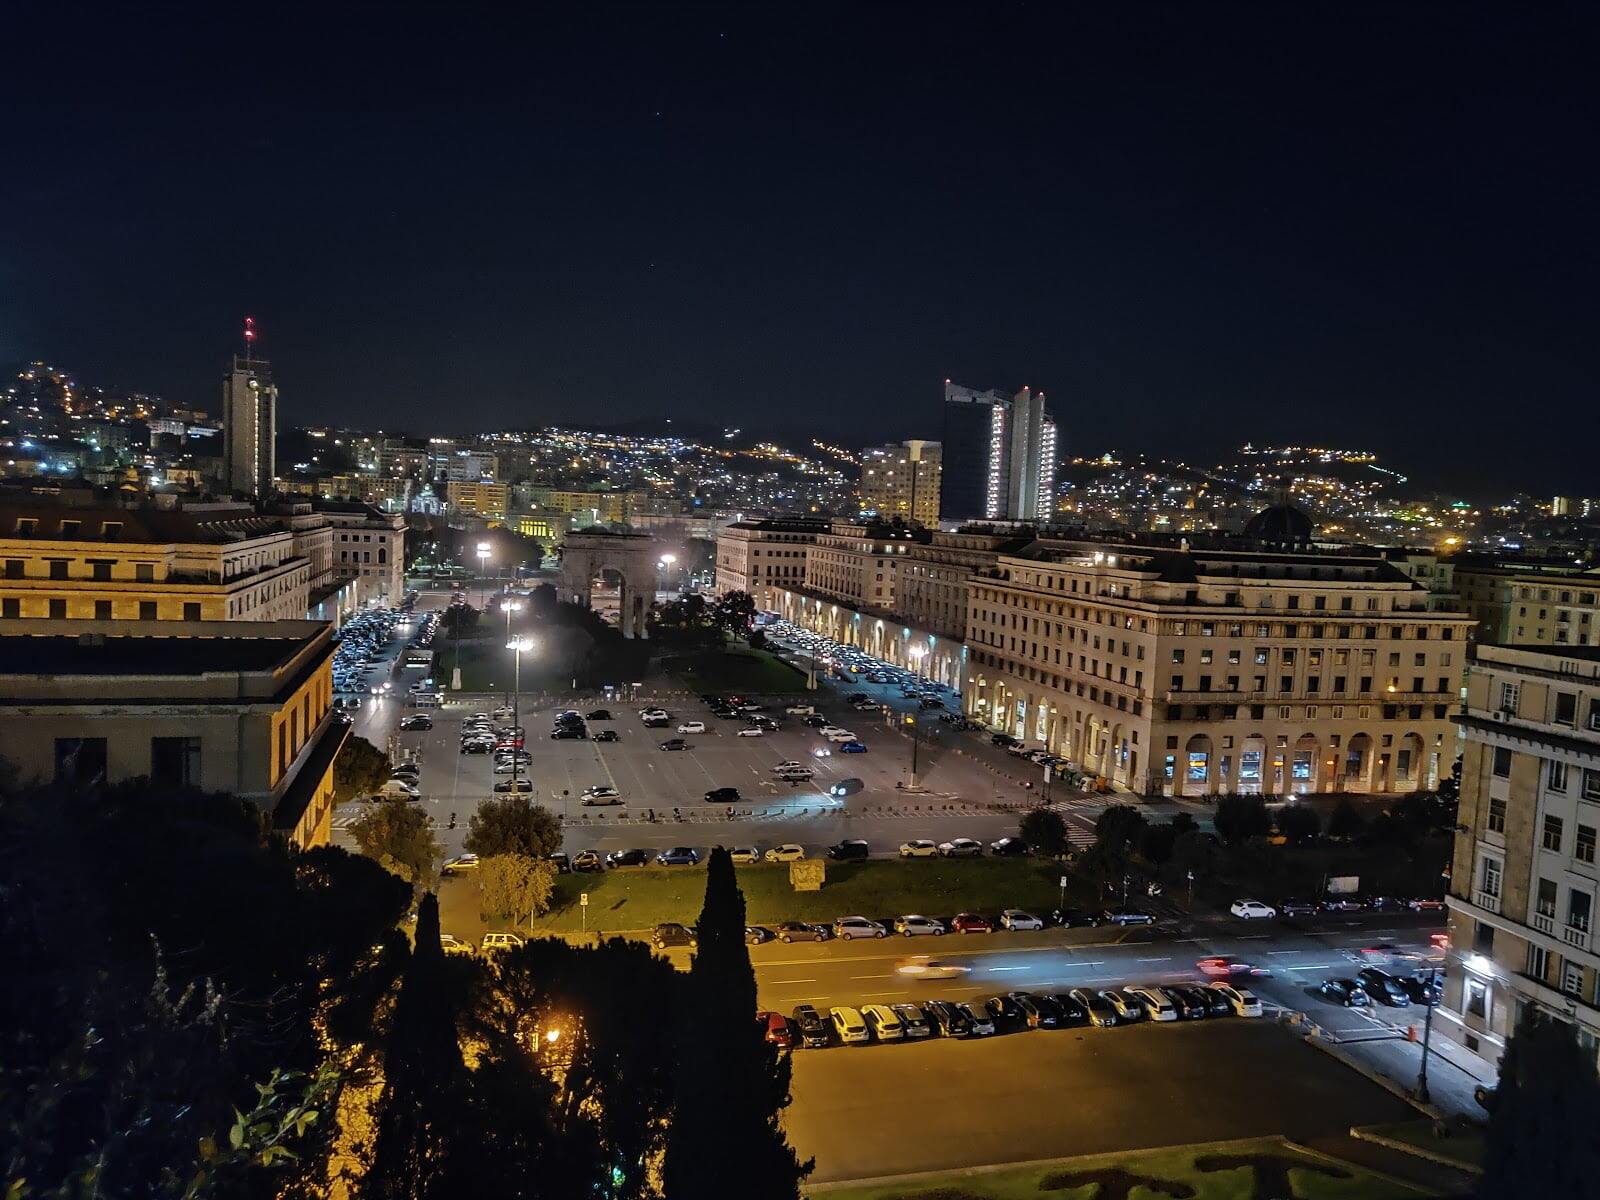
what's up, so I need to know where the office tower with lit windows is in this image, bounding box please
[223,352,277,498]
[938,380,1058,523]
[859,439,942,526]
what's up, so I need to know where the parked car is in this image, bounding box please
[955,1001,995,1036]
[651,922,698,948]
[1069,988,1119,1028]
[744,925,773,945]
[1050,992,1091,1026]
[1000,908,1044,931]
[1010,992,1064,1029]
[1400,973,1443,1006]
[899,839,939,858]
[989,837,1031,857]
[1101,990,1145,1023]
[938,838,983,858]
[1099,907,1155,926]
[1315,979,1372,1008]
[1230,899,1278,919]
[790,1004,831,1048]
[656,847,700,866]
[827,839,870,861]
[586,709,612,721]
[830,1006,869,1045]
[950,912,993,934]
[728,846,761,865]
[923,1000,972,1037]
[658,738,688,751]
[676,721,706,734]
[1407,897,1447,912]
[593,729,619,742]
[493,778,534,793]
[838,741,868,753]
[442,854,480,874]
[438,933,474,957]
[833,916,887,940]
[775,921,830,943]
[983,993,1028,1030]
[1357,968,1412,1007]
[1125,986,1178,1022]
[892,1003,932,1038]
[893,914,945,937]
[1206,982,1263,1017]
[580,785,622,806]
[571,850,603,872]
[1321,896,1365,913]
[605,848,653,868]
[551,727,587,740]
[1278,898,1320,917]
[765,843,807,863]
[861,1003,905,1041]
[480,931,525,955]
[756,1011,792,1048]
[1165,985,1213,1019]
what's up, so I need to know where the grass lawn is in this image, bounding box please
[1359,1119,1486,1171]
[807,1137,1424,1200]
[668,646,807,695]
[531,857,1093,932]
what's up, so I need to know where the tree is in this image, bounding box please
[712,590,757,637]
[1139,822,1178,866]
[1328,797,1366,840]
[333,733,391,802]
[748,629,768,651]
[463,795,562,859]
[477,854,559,923]
[351,797,442,886]
[1213,794,1271,845]
[664,847,811,1198]
[440,603,480,640]
[1275,803,1322,844]
[1480,1007,1600,1199]
[1020,806,1070,858]
[1093,804,1147,857]
[1168,829,1220,882]
[1169,811,1199,838]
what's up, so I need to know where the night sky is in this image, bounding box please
[3,4,1595,491]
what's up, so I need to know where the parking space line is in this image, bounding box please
[1136,957,1171,962]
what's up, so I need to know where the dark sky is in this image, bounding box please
[3,3,1595,492]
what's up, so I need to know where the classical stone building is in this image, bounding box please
[1454,563,1600,648]
[316,500,407,605]
[0,618,344,847]
[1442,643,1600,1075]
[713,518,825,610]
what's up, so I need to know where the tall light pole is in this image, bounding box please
[661,552,677,595]
[476,541,492,608]
[906,643,926,791]
[507,635,536,793]
[500,598,523,709]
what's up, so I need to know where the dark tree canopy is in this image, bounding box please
[334,732,391,802]
[463,795,563,859]
[1480,1008,1600,1199]
[1213,794,1272,845]
[1019,806,1070,858]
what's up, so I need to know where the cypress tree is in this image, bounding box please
[1479,1006,1600,1199]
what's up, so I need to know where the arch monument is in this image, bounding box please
[559,529,659,638]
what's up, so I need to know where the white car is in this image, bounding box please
[770,760,803,772]
[375,779,419,798]
[1208,982,1264,1017]
[764,843,807,863]
[735,727,765,737]
[861,1003,905,1041]
[784,705,815,715]
[899,839,938,858]
[833,916,887,940]
[938,838,983,858]
[728,847,762,865]
[1000,908,1044,931]
[1230,899,1278,920]
[639,709,669,720]
[893,914,945,937]
[894,956,970,980]
[580,785,621,806]
[825,729,858,743]
[1126,985,1179,1021]
[677,721,707,734]
[830,1006,869,1045]
[493,706,516,721]
[817,726,848,737]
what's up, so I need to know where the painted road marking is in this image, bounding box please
[1284,964,1335,970]
[766,979,818,985]
[1137,957,1171,963]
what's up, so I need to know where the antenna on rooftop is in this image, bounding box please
[243,316,257,360]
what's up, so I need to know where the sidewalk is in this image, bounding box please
[1295,1015,1496,1121]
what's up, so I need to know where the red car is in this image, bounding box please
[950,912,993,934]
[1197,956,1258,978]
[758,1010,792,1048]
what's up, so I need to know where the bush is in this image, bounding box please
[1275,803,1322,844]
[1328,798,1366,840]
[1213,794,1271,845]
[1019,807,1070,858]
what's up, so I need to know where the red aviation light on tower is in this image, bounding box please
[243,317,257,354]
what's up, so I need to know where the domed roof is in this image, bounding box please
[1243,500,1315,546]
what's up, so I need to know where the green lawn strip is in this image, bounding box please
[528,858,1088,932]
[669,646,807,694]
[1355,1119,1486,1170]
[805,1137,1425,1200]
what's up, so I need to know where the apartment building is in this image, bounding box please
[806,521,923,615]
[859,440,942,526]
[0,618,345,847]
[446,479,510,519]
[1455,564,1600,648]
[317,500,406,605]
[713,518,825,610]
[519,487,645,525]
[1443,644,1600,1073]
[0,501,312,622]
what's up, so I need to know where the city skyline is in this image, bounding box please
[3,5,1596,492]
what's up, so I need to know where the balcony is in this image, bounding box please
[1475,890,1501,913]
[1562,923,1590,951]
[1531,912,1556,935]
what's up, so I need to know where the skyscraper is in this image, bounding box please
[859,439,942,526]
[938,380,1058,523]
[223,328,277,498]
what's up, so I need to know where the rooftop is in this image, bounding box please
[0,620,329,679]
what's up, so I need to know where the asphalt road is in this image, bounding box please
[785,1018,1418,1183]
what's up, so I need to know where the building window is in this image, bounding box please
[1569,890,1592,933]
[1586,770,1600,801]
[1472,920,1495,955]
[1536,877,1558,918]
[151,736,202,789]
[94,600,112,620]
[1465,979,1488,1019]
[136,562,154,581]
[1492,746,1513,777]
[1561,961,1584,996]
[0,599,17,618]
[48,599,66,619]
[48,560,69,580]
[90,561,112,581]
[1499,682,1519,714]
[1478,856,1502,900]
[183,603,202,621]
[139,601,158,620]
[1542,815,1564,852]
[1554,691,1578,726]
[1527,944,1548,982]
[1549,760,1569,792]
[1577,824,1596,865]
[54,737,107,787]
[3,559,22,579]
[1487,797,1506,833]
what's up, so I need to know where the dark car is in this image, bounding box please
[398,715,433,731]
[1011,991,1063,1029]
[658,738,688,751]
[983,993,1028,1030]
[991,733,1021,748]
[744,925,773,945]
[1068,987,1119,1028]
[605,848,652,868]
[892,1003,932,1038]
[775,921,830,943]
[705,786,742,804]
[551,727,587,740]
[1099,907,1155,926]
[1316,979,1372,1008]
[789,1004,830,1048]
[1197,985,1235,1017]
[594,729,620,742]
[546,852,571,874]
[1400,973,1442,1006]
[801,714,828,727]
[1164,985,1211,1019]
[1049,992,1090,1026]
[1321,896,1365,913]
[1278,898,1320,917]
[656,847,700,866]
[989,837,1031,857]
[1357,968,1412,1007]
[923,1000,972,1038]
[827,839,870,861]
[1056,908,1100,928]
[651,922,698,948]
[586,709,613,720]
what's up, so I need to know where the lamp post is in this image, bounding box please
[476,542,492,607]
[906,643,926,791]
[500,599,523,709]
[507,635,536,792]
[661,552,677,595]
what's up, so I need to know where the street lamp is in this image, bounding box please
[507,635,536,791]
[500,599,524,709]
[905,644,927,791]
[476,542,492,607]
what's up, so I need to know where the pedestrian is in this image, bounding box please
[448,811,457,829]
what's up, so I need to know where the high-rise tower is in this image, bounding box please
[938,380,1058,522]
[222,318,277,498]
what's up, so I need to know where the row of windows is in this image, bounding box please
[1171,674,1452,695]
[1489,746,1600,801]
[3,598,205,620]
